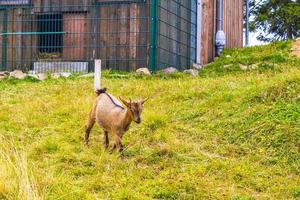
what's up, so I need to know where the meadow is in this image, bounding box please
[0,41,299,199]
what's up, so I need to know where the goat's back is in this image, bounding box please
[95,93,125,129]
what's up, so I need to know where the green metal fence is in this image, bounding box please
[0,0,150,73]
[155,0,197,70]
[0,0,196,73]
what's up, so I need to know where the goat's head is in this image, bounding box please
[119,96,149,124]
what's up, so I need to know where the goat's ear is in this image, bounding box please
[119,96,131,107]
[141,97,149,105]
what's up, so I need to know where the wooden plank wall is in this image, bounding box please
[0,11,4,70]
[21,8,37,70]
[63,13,89,60]
[200,0,215,65]
[222,0,243,48]
[5,8,23,71]
[200,0,243,64]
[96,1,150,71]
[0,8,36,71]
[32,0,90,12]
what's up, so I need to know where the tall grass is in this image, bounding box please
[0,136,42,200]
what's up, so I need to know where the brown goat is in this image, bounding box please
[84,88,148,156]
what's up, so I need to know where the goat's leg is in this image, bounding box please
[111,131,124,157]
[109,144,116,154]
[104,130,109,149]
[84,115,95,145]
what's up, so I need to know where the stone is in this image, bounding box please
[223,64,232,68]
[161,67,178,75]
[37,73,48,81]
[51,73,61,79]
[239,64,248,71]
[249,64,258,70]
[226,55,232,58]
[183,69,199,77]
[60,72,72,78]
[0,71,9,76]
[136,68,151,76]
[28,74,39,79]
[192,63,202,70]
[0,72,8,80]
[9,70,27,79]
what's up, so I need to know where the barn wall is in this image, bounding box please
[0,0,150,71]
[200,0,215,65]
[95,1,150,71]
[222,0,243,48]
[62,13,89,60]
[32,0,90,12]
[200,0,243,64]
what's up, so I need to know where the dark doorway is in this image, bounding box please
[37,14,63,53]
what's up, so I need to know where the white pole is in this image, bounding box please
[94,59,101,91]
[196,0,202,64]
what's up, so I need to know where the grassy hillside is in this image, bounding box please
[0,41,299,199]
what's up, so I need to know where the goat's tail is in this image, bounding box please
[96,88,107,96]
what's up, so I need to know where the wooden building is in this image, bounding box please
[0,0,243,72]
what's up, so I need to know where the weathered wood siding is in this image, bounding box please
[63,13,89,60]
[222,0,243,48]
[0,8,36,71]
[96,1,150,71]
[200,0,243,64]
[200,0,215,65]
[32,0,90,12]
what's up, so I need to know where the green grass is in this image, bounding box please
[0,41,299,199]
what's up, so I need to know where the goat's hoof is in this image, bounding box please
[84,140,89,146]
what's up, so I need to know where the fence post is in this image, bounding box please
[94,59,101,91]
[149,0,158,73]
[2,9,8,71]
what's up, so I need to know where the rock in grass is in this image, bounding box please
[51,73,61,79]
[37,73,48,81]
[0,71,9,76]
[0,71,8,80]
[192,63,202,70]
[183,69,199,77]
[249,64,258,70]
[9,70,27,79]
[60,72,72,78]
[161,67,178,75]
[0,74,7,80]
[28,74,39,79]
[223,64,232,68]
[136,68,151,76]
[239,64,248,71]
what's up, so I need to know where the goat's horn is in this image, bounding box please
[141,97,149,104]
